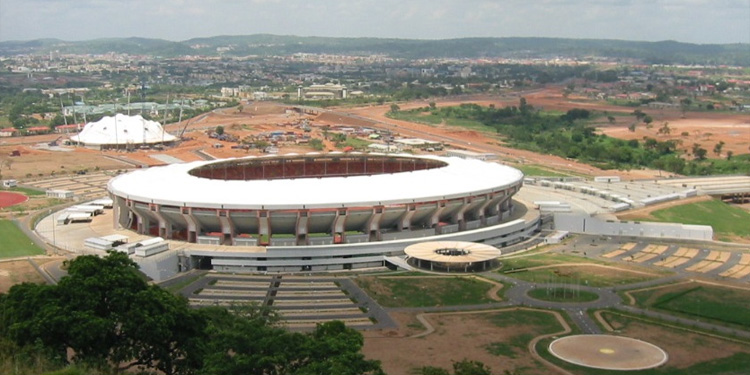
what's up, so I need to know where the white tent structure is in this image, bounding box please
[70,114,177,149]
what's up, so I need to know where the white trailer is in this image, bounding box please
[68,205,105,216]
[67,212,93,223]
[88,198,114,208]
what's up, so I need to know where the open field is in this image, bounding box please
[546,311,750,375]
[500,252,665,287]
[621,199,750,241]
[628,282,750,330]
[0,219,45,258]
[363,309,565,375]
[354,275,499,307]
[514,164,576,177]
[0,258,54,293]
[504,264,663,287]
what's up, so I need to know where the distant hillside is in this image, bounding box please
[1,34,747,66]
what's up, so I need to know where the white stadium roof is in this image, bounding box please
[70,114,176,146]
[108,154,524,210]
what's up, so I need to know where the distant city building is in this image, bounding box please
[298,83,348,100]
[0,128,18,137]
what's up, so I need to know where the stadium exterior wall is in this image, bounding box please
[179,216,540,273]
[108,154,532,272]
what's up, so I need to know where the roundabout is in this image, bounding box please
[549,334,668,371]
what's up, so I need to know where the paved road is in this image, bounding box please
[379,269,750,340]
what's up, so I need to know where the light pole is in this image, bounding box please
[50,209,56,255]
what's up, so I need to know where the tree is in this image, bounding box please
[0,252,207,375]
[254,139,270,150]
[309,138,324,151]
[519,97,531,115]
[727,150,734,160]
[713,141,725,156]
[390,103,400,113]
[201,313,383,375]
[215,125,224,135]
[237,105,244,113]
[632,109,645,121]
[692,143,707,160]
[642,115,653,126]
[657,122,671,135]
[680,97,692,116]
[453,360,492,375]
[421,360,492,375]
[607,115,616,124]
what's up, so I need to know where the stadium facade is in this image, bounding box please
[108,153,538,272]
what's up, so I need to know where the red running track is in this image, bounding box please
[0,192,28,208]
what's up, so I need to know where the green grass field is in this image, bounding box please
[356,276,497,307]
[527,287,599,303]
[648,200,750,239]
[388,110,496,133]
[337,137,371,150]
[9,187,45,196]
[388,111,442,125]
[514,164,574,177]
[483,309,563,359]
[0,219,45,258]
[500,252,665,287]
[638,284,750,329]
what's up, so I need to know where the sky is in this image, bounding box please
[0,0,749,44]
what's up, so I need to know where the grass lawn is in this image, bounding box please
[483,309,563,359]
[388,111,496,133]
[162,273,204,293]
[356,276,496,307]
[338,137,371,150]
[631,283,750,329]
[527,287,599,303]
[648,200,750,239]
[499,252,664,287]
[388,111,442,125]
[514,164,574,177]
[0,219,45,258]
[9,187,45,196]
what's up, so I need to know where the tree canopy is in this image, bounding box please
[0,252,382,375]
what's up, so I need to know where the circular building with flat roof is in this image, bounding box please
[108,153,535,272]
[405,241,501,272]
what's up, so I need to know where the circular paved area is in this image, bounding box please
[0,192,28,208]
[549,335,668,371]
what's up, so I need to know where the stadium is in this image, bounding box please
[108,153,538,272]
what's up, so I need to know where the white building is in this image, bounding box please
[70,114,177,149]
